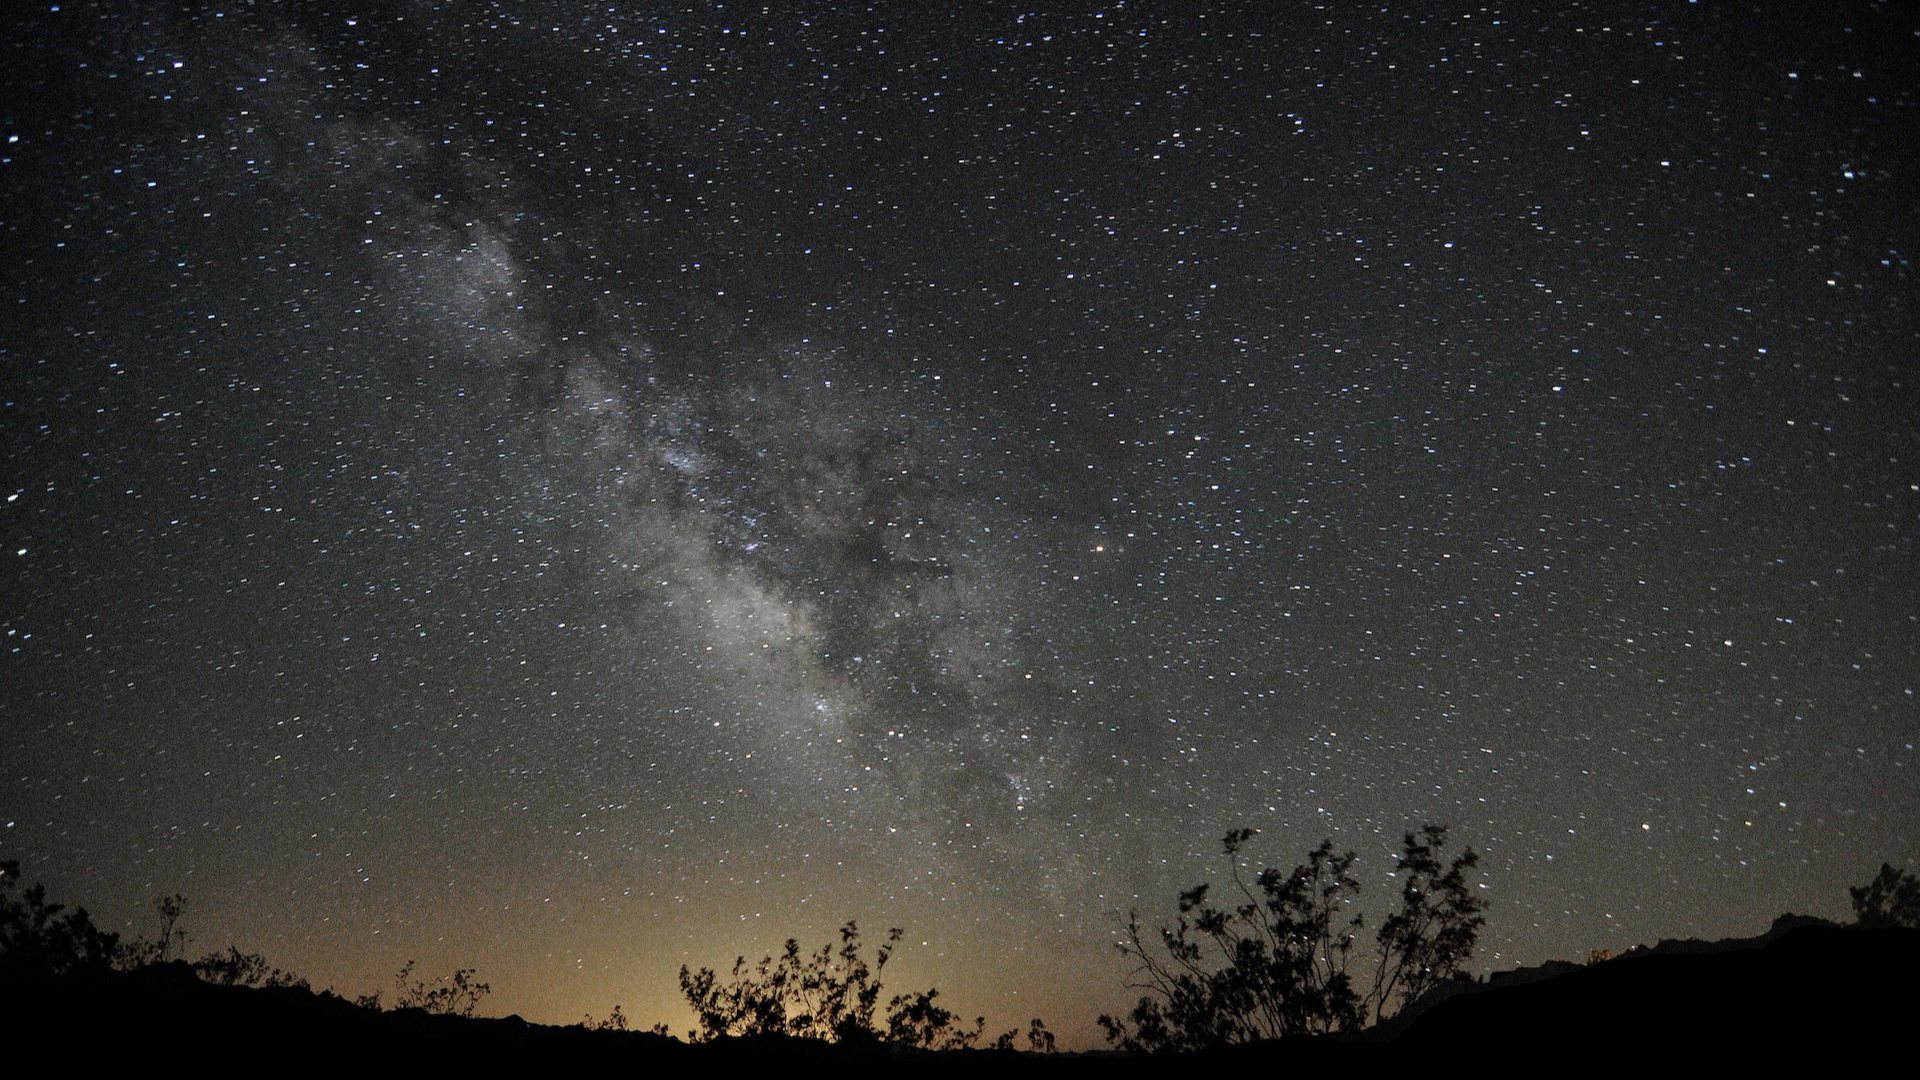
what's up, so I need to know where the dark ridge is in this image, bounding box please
[6,923,1915,1068]
[0,959,1125,1074]
[1390,922,1918,1056]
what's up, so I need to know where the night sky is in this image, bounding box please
[3,0,1915,1044]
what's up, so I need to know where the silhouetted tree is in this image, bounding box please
[1099,825,1487,1052]
[1850,863,1920,929]
[0,860,124,979]
[678,920,999,1049]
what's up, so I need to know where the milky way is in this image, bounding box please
[3,1,1914,1041]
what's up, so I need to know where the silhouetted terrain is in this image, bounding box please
[6,921,1913,1069]
[1388,920,1918,1058]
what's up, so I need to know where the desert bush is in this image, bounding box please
[193,943,307,988]
[1097,831,1364,1051]
[1366,824,1488,1021]
[117,891,305,988]
[585,1003,629,1030]
[678,920,1000,1049]
[385,959,491,1016]
[138,893,190,965]
[1850,863,1920,929]
[1099,824,1486,1052]
[982,1017,1054,1053]
[0,860,124,979]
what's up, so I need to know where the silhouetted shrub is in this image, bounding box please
[1366,824,1488,1021]
[113,890,307,988]
[1098,824,1487,1052]
[193,944,307,988]
[584,1003,629,1030]
[678,920,1001,1050]
[126,893,190,965]
[0,860,124,979]
[1850,863,1920,929]
[361,959,491,1016]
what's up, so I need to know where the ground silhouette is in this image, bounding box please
[4,859,1917,1067]
[5,920,1913,1069]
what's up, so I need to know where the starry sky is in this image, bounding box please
[3,0,1914,1045]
